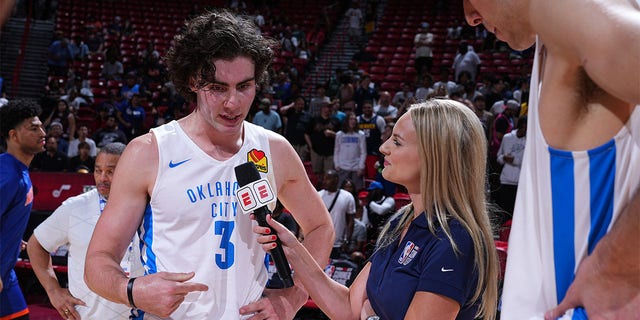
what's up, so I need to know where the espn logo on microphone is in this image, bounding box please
[236,178,275,214]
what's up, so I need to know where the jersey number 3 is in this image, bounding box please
[215,220,235,269]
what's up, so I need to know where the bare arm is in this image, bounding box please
[530,0,640,103]
[84,133,207,317]
[84,134,152,304]
[0,0,15,27]
[304,133,313,155]
[279,101,295,113]
[271,134,334,264]
[27,235,86,319]
[271,134,334,267]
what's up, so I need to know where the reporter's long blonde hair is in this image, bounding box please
[376,99,498,319]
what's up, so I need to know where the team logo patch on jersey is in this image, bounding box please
[398,241,420,265]
[25,186,34,206]
[247,148,268,173]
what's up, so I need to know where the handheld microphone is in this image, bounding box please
[234,162,294,288]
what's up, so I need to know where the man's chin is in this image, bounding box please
[506,35,537,51]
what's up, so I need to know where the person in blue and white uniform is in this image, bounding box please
[0,99,45,320]
[84,9,334,319]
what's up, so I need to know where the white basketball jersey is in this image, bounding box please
[140,121,276,319]
[500,39,640,319]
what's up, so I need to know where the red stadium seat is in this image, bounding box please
[369,66,386,74]
[387,66,404,74]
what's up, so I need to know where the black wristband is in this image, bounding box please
[127,277,137,309]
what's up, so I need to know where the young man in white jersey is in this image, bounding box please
[85,10,335,319]
[463,1,640,319]
[28,142,143,320]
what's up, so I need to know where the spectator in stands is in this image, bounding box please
[363,1,377,42]
[375,91,399,123]
[92,115,127,148]
[119,73,142,100]
[339,179,367,254]
[141,51,166,88]
[85,30,104,54]
[362,180,396,241]
[483,75,508,112]
[46,121,69,155]
[339,72,356,111]
[349,208,368,254]
[305,101,339,185]
[68,125,97,158]
[101,51,124,81]
[28,142,142,319]
[461,77,480,101]
[329,99,346,124]
[448,20,464,40]
[281,96,312,161]
[495,116,527,225]
[252,98,282,133]
[69,35,89,61]
[31,135,68,172]
[490,99,519,162]
[137,41,159,64]
[353,74,378,115]
[0,99,45,320]
[253,12,265,28]
[66,141,95,172]
[325,68,343,100]
[272,71,293,104]
[43,99,76,141]
[280,28,295,53]
[334,112,366,191]
[414,74,435,101]
[106,15,123,37]
[345,2,363,44]
[432,66,458,95]
[121,18,134,37]
[95,91,120,118]
[309,84,330,117]
[512,79,530,105]
[390,84,413,109]
[42,78,67,115]
[318,169,356,259]
[452,41,482,82]
[47,37,73,76]
[64,75,94,110]
[255,99,498,320]
[468,95,494,142]
[414,22,435,77]
[357,100,386,156]
[116,93,146,140]
[341,178,360,204]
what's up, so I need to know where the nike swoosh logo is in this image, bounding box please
[169,159,191,168]
[441,267,454,272]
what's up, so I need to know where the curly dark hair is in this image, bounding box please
[0,99,42,138]
[165,9,278,102]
